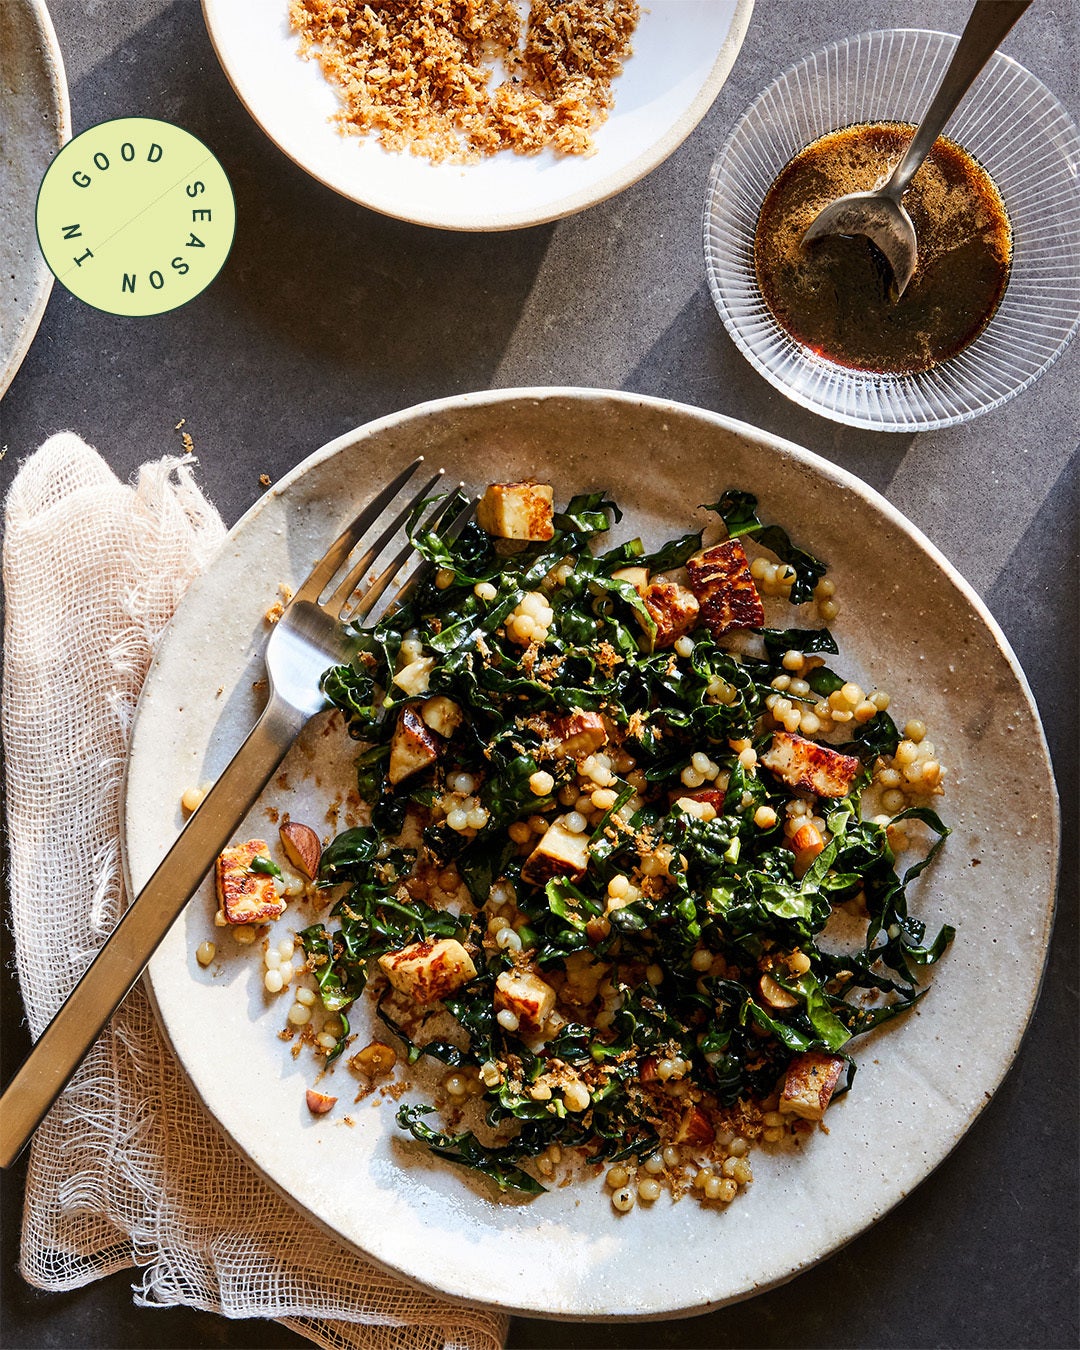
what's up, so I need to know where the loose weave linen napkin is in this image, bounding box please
[2,433,507,1350]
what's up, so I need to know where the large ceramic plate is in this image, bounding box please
[201,0,753,230]
[0,0,69,397]
[124,389,1058,1318]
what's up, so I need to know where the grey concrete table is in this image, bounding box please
[2,2,1077,1347]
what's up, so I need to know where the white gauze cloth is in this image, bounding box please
[2,434,508,1350]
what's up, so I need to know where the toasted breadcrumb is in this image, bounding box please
[289,0,638,165]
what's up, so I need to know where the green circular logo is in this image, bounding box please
[36,117,235,317]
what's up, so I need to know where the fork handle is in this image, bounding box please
[0,694,305,1169]
[885,0,1033,199]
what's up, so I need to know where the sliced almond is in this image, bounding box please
[279,821,321,879]
[759,972,799,1011]
[305,1089,337,1115]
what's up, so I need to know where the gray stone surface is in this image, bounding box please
[1,1,1076,1347]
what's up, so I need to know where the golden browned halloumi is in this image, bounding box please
[686,540,765,636]
[388,706,441,785]
[761,730,860,799]
[779,1051,845,1120]
[495,967,557,1033]
[216,838,286,925]
[378,938,477,1005]
[548,709,607,758]
[521,818,591,885]
[642,578,700,648]
[476,481,554,541]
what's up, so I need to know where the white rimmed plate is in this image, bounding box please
[124,388,1058,1318]
[0,0,70,397]
[201,0,753,230]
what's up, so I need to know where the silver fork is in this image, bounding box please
[0,455,472,1168]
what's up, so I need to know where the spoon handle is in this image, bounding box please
[886,0,1033,199]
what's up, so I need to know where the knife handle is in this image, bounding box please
[0,695,304,1169]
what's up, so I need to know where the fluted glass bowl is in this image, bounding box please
[704,29,1080,432]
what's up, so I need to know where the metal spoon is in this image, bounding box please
[802,0,1032,298]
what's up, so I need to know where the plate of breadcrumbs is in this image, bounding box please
[201,0,754,229]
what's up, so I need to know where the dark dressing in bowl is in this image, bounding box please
[754,123,1012,374]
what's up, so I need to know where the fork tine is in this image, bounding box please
[342,488,469,626]
[379,493,476,617]
[325,469,444,615]
[292,456,426,604]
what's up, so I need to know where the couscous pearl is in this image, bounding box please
[565,811,588,834]
[563,1081,590,1112]
[466,807,489,829]
[287,1003,311,1026]
[529,770,555,796]
[674,636,695,658]
[295,986,317,1007]
[789,951,811,975]
[770,674,791,691]
[738,748,757,770]
[815,578,835,598]
[265,948,281,970]
[497,1008,520,1032]
[643,1153,665,1175]
[496,927,523,952]
[800,712,822,735]
[681,766,705,788]
[656,1058,675,1080]
[591,788,617,811]
[728,1137,749,1157]
[263,968,285,995]
[233,925,257,945]
[606,1165,629,1189]
[788,678,810,697]
[854,700,878,723]
[474,581,497,601]
[508,821,531,844]
[646,964,664,987]
[819,599,839,621]
[450,772,476,794]
[530,1082,552,1101]
[895,739,919,765]
[637,1178,662,1202]
[196,941,216,968]
[904,720,927,743]
[716,1178,738,1202]
[691,948,714,972]
[782,650,804,671]
[278,938,295,961]
[662,1145,681,1168]
[870,690,890,710]
[181,785,208,814]
[691,752,711,775]
[435,568,454,589]
[694,1168,712,1190]
[763,1110,785,1127]
[608,875,630,899]
[882,789,906,813]
[731,1159,753,1185]
[750,556,770,580]
[704,1176,725,1200]
[754,805,777,829]
[447,808,470,832]
[612,1186,635,1213]
[316,1032,339,1051]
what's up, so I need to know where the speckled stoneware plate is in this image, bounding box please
[124,389,1058,1319]
[0,0,70,397]
[200,0,753,230]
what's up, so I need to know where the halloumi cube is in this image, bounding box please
[779,1051,845,1120]
[495,968,556,1033]
[521,818,591,885]
[378,938,477,1005]
[216,838,286,925]
[549,709,607,758]
[642,578,700,648]
[388,706,441,785]
[477,481,554,542]
[686,540,765,637]
[761,731,860,800]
